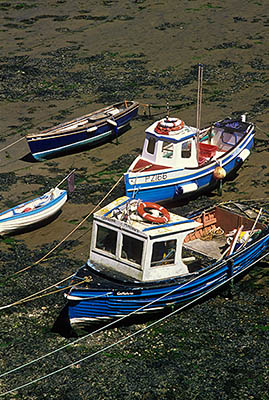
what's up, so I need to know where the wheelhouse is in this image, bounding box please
[90,197,201,282]
[141,121,198,169]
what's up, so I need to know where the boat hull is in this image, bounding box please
[26,101,139,161]
[125,134,254,203]
[66,229,269,325]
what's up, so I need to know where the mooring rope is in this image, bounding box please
[256,124,269,138]
[0,274,78,310]
[1,250,268,397]
[0,137,25,153]
[3,174,123,280]
[2,247,269,379]
[0,257,228,378]
[0,175,123,310]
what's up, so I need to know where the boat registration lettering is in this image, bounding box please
[145,173,167,183]
[114,291,136,296]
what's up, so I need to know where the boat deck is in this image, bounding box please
[183,236,227,260]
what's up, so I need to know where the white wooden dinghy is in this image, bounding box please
[0,187,67,235]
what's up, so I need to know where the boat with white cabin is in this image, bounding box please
[64,196,269,326]
[124,114,255,203]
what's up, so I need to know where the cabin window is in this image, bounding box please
[221,131,237,146]
[151,240,176,267]
[147,137,156,155]
[96,225,117,255]
[181,140,192,158]
[162,141,174,159]
[121,234,143,265]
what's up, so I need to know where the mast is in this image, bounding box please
[196,64,203,162]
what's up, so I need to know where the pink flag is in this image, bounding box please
[67,171,75,194]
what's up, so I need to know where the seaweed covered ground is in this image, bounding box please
[0,0,268,399]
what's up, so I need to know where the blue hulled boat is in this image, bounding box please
[64,196,269,326]
[26,100,139,161]
[124,115,255,203]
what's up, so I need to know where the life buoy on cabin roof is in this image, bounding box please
[137,201,170,224]
[155,117,184,135]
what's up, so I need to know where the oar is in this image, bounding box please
[226,225,244,256]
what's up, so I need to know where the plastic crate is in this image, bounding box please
[199,142,218,158]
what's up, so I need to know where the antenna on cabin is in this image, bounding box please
[196,64,203,162]
[166,100,170,118]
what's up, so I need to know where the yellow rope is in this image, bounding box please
[200,227,224,241]
[0,137,25,153]
[131,164,153,173]
[10,278,88,307]
[256,125,269,137]
[0,277,89,310]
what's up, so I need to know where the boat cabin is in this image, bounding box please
[139,117,199,169]
[90,196,201,282]
[130,115,252,173]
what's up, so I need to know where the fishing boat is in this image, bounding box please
[0,187,67,235]
[25,100,139,161]
[124,66,254,203]
[124,114,255,203]
[64,196,269,326]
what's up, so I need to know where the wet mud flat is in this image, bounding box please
[0,0,269,399]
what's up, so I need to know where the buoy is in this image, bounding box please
[213,166,226,180]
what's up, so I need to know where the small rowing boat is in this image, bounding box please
[25,100,139,161]
[0,187,67,235]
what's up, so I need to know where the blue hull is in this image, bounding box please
[27,102,139,161]
[125,128,254,203]
[66,229,269,324]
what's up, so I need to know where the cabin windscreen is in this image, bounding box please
[95,224,144,268]
[96,225,117,255]
[151,239,176,267]
[121,234,144,266]
[221,131,239,146]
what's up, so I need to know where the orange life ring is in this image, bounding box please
[137,201,170,224]
[155,118,184,135]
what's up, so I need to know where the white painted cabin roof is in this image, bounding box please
[95,196,201,238]
[145,119,197,142]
